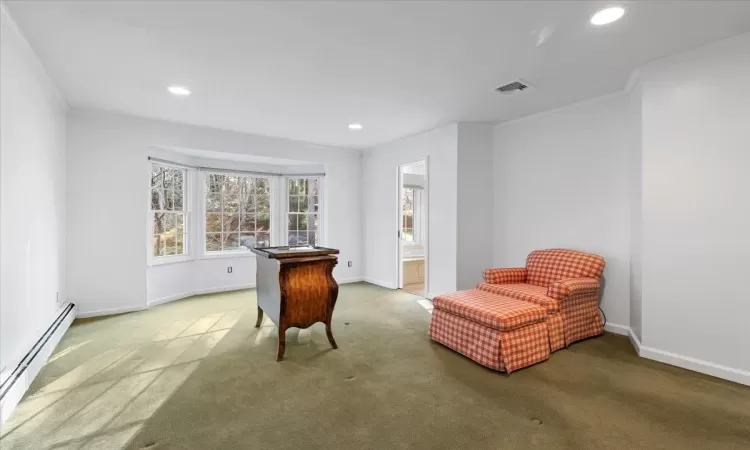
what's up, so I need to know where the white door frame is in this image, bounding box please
[397,158,429,296]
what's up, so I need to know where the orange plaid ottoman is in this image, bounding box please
[430,289,550,372]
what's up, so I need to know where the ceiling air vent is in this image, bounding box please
[495,80,533,94]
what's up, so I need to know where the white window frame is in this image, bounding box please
[148,161,192,266]
[198,170,277,258]
[281,175,325,247]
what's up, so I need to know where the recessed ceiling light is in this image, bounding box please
[167,85,191,96]
[348,123,363,130]
[591,7,625,26]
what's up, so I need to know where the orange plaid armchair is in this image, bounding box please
[477,249,606,349]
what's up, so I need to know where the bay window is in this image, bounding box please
[148,156,324,262]
[204,173,272,252]
[285,177,321,246]
[151,163,188,257]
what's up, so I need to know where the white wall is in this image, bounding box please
[67,109,362,317]
[493,94,631,328]
[362,125,458,296]
[0,7,68,373]
[639,33,750,379]
[627,83,643,342]
[456,123,494,290]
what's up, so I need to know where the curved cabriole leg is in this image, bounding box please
[255,306,264,328]
[325,320,338,349]
[277,326,286,361]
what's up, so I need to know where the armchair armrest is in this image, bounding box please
[482,268,526,284]
[547,277,600,301]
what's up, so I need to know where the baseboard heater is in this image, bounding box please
[0,302,76,425]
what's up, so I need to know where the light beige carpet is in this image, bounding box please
[2,282,749,449]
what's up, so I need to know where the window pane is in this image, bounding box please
[288,196,299,213]
[312,195,319,212]
[257,193,270,211]
[242,194,256,213]
[206,213,221,233]
[256,232,270,248]
[298,214,308,231]
[223,213,239,232]
[165,189,174,211]
[164,232,177,255]
[309,179,319,196]
[239,233,255,249]
[298,195,309,212]
[206,192,221,213]
[206,233,222,252]
[153,234,166,257]
[207,174,224,195]
[288,231,299,246]
[153,213,165,234]
[176,233,184,254]
[308,231,317,247]
[308,214,318,232]
[240,212,255,232]
[244,177,255,195]
[174,170,183,196]
[174,188,183,211]
[287,214,298,232]
[256,178,269,195]
[224,176,241,211]
[256,214,270,232]
[151,188,162,210]
[288,179,299,195]
[175,214,184,233]
[205,174,272,252]
[222,232,239,251]
[163,214,175,233]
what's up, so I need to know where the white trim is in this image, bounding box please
[76,304,147,319]
[628,327,642,354]
[603,322,630,336]
[337,276,364,284]
[614,325,749,386]
[148,284,255,307]
[197,250,256,260]
[493,90,626,128]
[1,304,77,425]
[363,278,398,290]
[638,344,750,387]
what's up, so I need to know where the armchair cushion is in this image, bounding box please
[547,277,600,301]
[476,283,559,313]
[482,267,526,284]
[526,249,605,287]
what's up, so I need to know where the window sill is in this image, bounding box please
[148,254,193,267]
[199,251,257,260]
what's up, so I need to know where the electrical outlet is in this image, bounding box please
[227,266,233,274]
[348,261,352,267]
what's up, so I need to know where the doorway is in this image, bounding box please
[398,160,428,297]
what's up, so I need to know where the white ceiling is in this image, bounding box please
[7,1,750,149]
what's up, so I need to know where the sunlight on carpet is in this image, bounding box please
[0,310,241,449]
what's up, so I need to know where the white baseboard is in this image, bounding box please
[603,322,630,336]
[1,303,77,425]
[628,327,642,354]
[148,284,256,307]
[363,277,398,289]
[77,304,147,319]
[638,343,750,386]
[337,276,364,284]
[610,325,749,386]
